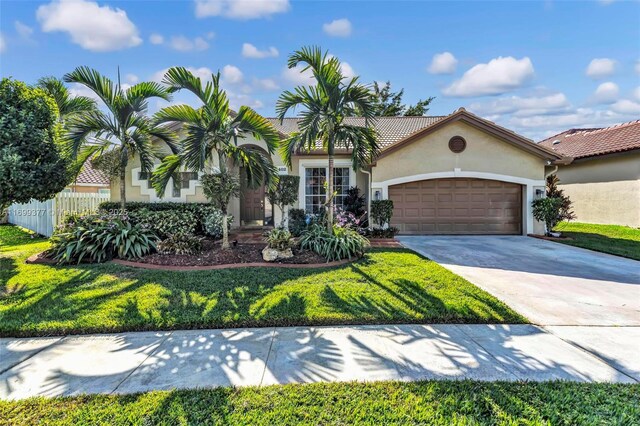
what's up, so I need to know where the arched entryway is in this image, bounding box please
[239,145,273,227]
[388,178,522,234]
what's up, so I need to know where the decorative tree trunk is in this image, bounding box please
[327,154,334,231]
[119,168,126,214]
[221,212,230,249]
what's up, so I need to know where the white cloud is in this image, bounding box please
[254,78,279,91]
[169,35,209,52]
[635,61,640,75]
[428,52,458,74]
[633,87,640,102]
[0,34,6,53]
[68,83,102,102]
[151,66,214,84]
[15,21,34,39]
[242,43,278,58]
[149,33,164,45]
[194,0,290,20]
[36,0,141,52]
[611,99,640,115]
[340,61,356,78]
[585,58,616,79]
[221,65,244,84]
[322,18,352,37]
[282,65,315,85]
[443,56,535,97]
[469,92,570,117]
[593,82,619,104]
[125,73,139,84]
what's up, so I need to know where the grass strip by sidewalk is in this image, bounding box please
[554,222,640,261]
[1,380,638,425]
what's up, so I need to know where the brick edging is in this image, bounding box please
[110,257,355,271]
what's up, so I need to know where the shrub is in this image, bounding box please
[547,175,576,223]
[265,228,293,250]
[343,187,367,218]
[371,200,394,228]
[48,215,157,264]
[203,210,234,239]
[266,175,300,228]
[128,208,197,239]
[365,226,400,239]
[288,208,309,237]
[200,171,240,249]
[532,197,564,235]
[99,202,218,235]
[157,233,203,255]
[299,224,369,262]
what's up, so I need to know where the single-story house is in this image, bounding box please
[538,120,640,228]
[111,108,566,235]
[65,162,110,195]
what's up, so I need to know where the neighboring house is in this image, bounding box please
[539,120,640,228]
[65,162,111,195]
[111,108,565,235]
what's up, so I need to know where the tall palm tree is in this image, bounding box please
[276,46,379,230]
[37,76,97,124]
[63,66,176,212]
[151,67,280,248]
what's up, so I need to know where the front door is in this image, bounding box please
[240,169,265,226]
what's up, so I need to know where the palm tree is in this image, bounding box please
[276,46,379,230]
[151,67,280,248]
[37,76,97,124]
[63,66,176,212]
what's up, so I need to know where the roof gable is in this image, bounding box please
[376,108,565,162]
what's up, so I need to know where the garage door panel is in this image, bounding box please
[390,178,522,235]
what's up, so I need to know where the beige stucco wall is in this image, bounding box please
[67,185,109,194]
[373,121,545,183]
[112,136,373,227]
[555,152,640,227]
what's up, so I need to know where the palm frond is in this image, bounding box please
[64,66,120,115]
[151,154,182,197]
[232,106,280,154]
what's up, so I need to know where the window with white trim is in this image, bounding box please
[303,167,350,214]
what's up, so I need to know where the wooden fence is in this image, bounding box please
[7,192,111,237]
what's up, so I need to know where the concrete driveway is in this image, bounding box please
[398,236,640,326]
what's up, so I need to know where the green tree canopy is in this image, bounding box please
[276,46,379,229]
[63,66,176,212]
[370,81,435,116]
[0,78,71,210]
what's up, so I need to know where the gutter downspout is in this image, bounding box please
[545,165,558,179]
[360,168,372,226]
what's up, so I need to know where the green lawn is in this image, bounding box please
[554,222,640,261]
[2,380,638,425]
[0,225,525,337]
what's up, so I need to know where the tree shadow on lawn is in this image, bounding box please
[1,248,524,338]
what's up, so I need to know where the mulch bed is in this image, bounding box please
[136,240,327,267]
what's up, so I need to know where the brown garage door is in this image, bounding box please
[389,178,522,235]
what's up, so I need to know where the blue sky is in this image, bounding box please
[1,0,639,140]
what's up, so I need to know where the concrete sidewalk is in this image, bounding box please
[1,324,637,400]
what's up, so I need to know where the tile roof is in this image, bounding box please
[266,116,446,150]
[75,161,110,185]
[538,120,640,159]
